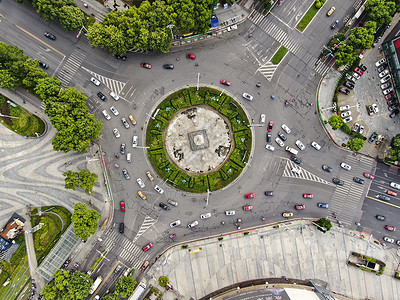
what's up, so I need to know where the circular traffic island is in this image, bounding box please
[146,87,252,193]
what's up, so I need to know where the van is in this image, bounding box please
[285,146,298,156]
[127,153,131,163]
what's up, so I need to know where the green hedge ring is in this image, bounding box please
[146,86,252,193]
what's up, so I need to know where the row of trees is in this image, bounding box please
[0,42,103,152]
[16,0,85,32]
[87,0,216,54]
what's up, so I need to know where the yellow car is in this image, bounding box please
[326,6,335,16]
[138,190,147,200]
[146,171,154,181]
[129,115,137,125]
[282,212,294,218]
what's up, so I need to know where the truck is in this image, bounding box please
[128,281,146,300]
[285,146,298,156]
[90,276,103,295]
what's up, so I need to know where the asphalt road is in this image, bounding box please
[2,0,400,297]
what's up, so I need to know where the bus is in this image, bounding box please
[90,276,103,295]
[128,281,146,300]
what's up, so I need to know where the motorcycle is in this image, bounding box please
[170,234,176,239]
[115,153,119,159]
[285,100,290,107]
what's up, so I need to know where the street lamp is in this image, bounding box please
[167,24,175,40]
[0,113,19,119]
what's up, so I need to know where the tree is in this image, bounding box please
[41,270,93,300]
[347,138,365,152]
[34,77,62,102]
[0,70,18,90]
[58,6,85,31]
[71,203,101,241]
[115,276,137,298]
[315,218,332,233]
[334,44,357,67]
[365,0,396,27]
[328,115,344,130]
[158,276,169,287]
[102,293,119,300]
[63,169,98,194]
[347,27,375,51]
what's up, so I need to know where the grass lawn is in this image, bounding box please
[296,5,320,32]
[0,257,30,299]
[271,46,288,64]
[0,95,45,137]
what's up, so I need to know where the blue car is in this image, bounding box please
[318,202,329,209]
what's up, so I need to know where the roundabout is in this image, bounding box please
[146,86,252,193]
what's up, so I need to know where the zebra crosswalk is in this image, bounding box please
[329,154,376,226]
[282,159,331,185]
[81,66,126,96]
[57,49,87,86]
[132,216,157,243]
[103,230,150,269]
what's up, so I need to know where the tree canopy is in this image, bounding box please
[71,203,101,241]
[347,138,365,152]
[328,115,344,130]
[315,218,332,233]
[63,169,98,194]
[365,0,396,27]
[115,276,137,298]
[41,270,93,300]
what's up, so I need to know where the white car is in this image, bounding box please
[384,236,395,243]
[371,104,379,114]
[113,128,120,138]
[281,124,291,134]
[187,221,199,228]
[341,111,351,118]
[343,116,352,123]
[242,93,253,101]
[375,58,386,67]
[340,105,350,111]
[275,137,284,147]
[380,75,391,84]
[311,141,321,150]
[352,123,359,132]
[390,182,400,190]
[260,114,266,124]
[353,72,360,80]
[291,168,301,175]
[379,69,389,78]
[265,144,275,151]
[110,106,119,116]
[170,220,181,227]
[102,110,111,120]
[383,88,394,95]
[359,125,365,134]
[295,140,305,151]
[225,210,235,216]
[200,213,211,219]
[132,136,138,147]
[168,199,178,206]
[110,91,119,101]
[90,77,100,86]
[340,162,351,171]
[154,185,164,194]
[136,178,145,188]
[381,82,391,90]
[121,117,130,129]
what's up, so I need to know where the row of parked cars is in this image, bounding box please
[375,58,399,118]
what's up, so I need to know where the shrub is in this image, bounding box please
[182,245,188,249]
[315,1,322,9]
[158,276,169,287]
[218,237,223,241]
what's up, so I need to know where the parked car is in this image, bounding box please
[354,67,363,76]
[379,69,390,78]
[390,182,400,189]
[311,141,321,150]
[220,79,231,86]
[377,65,387,72]
[275,137,284,147]
[137,190,146,200]
[136,178,145,188]
[278,132,287,141]
[121,117,130,129]
[383,87,394,95]
[188,220,199,228]
[344,81,354,89]
[390,109,399,118]
[318,202,329,209]
[266,132,272,143]
[378,194,390,201]
[110,106,119,115]
[281,124,291,134]
[110,91,119,101]
[341,111,351,118]
[368,132,378,143]
[268,121,274,131]
[170,220,181,227]
[375,58,386,67]
[200,213,212,219]
[260,114,266,124]
[159,202,169,210]
[295,140,305,150]
[90,77,100,86]
[245,193,255,199]
[97,92,107,101]
[340,105,350,111]
[113,128,120,138]
[352,72,360,80]
[359,125,364,134]
[155,185,164,194]
[291,156,301,164]
[120,143,126,155]
[242,93,253,101]
[128,115,137,125]
[385,92,395,100]
[102,110,111,120]
[339,88,350,95]
[380,74,391,84]
[387,190,398,196]
[186,53,196,59]
[343,116,352,123]
[282,212,293,217]
[266,144,275,151]
[168,199,179,206]
[122,169,130,180]
[352,123,359,132]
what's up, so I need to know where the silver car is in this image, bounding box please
[281,124,291,134]
[168,199,179,206]
[187,221,198,228]
[110,106,119,116]
[295,140,305,151]
[113,128,120,138]
[200,213,211,219]
[170,220,181,227]
[121,117,130,129]
[102,110,111,120]
[275,137,284,147]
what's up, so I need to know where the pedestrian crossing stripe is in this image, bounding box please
[81,67,126,95]
[282,160,331,185]
[132,215,157,243]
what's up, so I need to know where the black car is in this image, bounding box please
[44,31,56,40]
[322,165,333,172]
[119,223,124,233]
[278,132,287,141]
[376,215,386,221]
[159,202,170,210]
[266,132,272,143]
[122,169,130,180]
[265,191,274,196]
[120,143,126,154]
[389,104,398,112]
[359,64,367,72]
[331,20,339,29]
[390,109,399,118]
[332,178,344,185]
[163,64,174,69]
[378,194,390,201]
[368,132,378,143]
[115,55,127,61]
[38,61,49,69]
[97,92,107,101]
[353,177,364,184]
[291,155,301,164]
[387,99,398,106]
[344,81,354,89]
[339,88,350,95]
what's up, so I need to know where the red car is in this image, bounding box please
[142,243,153,251]
[363,172,375,179]
[354,67,363,76]
[295,204,306,210]
[385,93,395,100]
[243,205,253,211]
[385,225,396,231]
[387,190,398,196]
[245,193,255,199]
[140,62,152,69]
[303,194,313,199]
[120,200,125,212]
[267,121,274,132]
[186,54,196,59]
[220,79,231,86]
